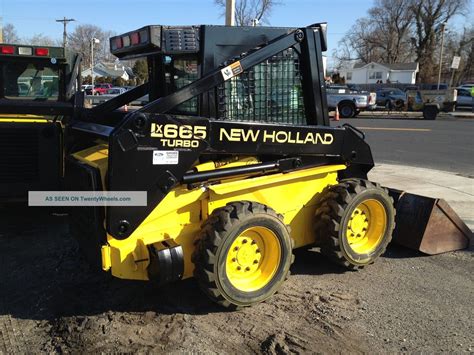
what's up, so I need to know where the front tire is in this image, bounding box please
[314,179,395,269]
[193,201,294,309]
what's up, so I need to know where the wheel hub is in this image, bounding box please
[348,207,369,239]
[225,227,281,292]
[229,237,262,274]
[346,200,387,254]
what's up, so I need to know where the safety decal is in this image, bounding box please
[153,150,179,165]
[221,61,243,81]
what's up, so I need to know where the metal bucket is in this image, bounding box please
[389,189,471,255]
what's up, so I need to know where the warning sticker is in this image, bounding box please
[221,61,243,81]
[153,150,179,165]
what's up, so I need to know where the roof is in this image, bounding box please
[81,61,132,79]
[353,62,418,71]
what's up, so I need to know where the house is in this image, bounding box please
[339,62,419,84]
[81,61,132,81]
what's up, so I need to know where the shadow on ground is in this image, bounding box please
[0,207,429,322]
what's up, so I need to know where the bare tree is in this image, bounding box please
[214,0,278,26]
[367,0,414,63]
[341,18,385,64]
[334,0,468,83]
[68,24,114,68]
[443,25,474,85]
[28,34,57,47]
[334,0,414,66]
[2,23,20,44]
[411,0,468,82]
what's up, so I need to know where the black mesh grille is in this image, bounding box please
[217,48,305,124]
[0,128,39,183]
[165,59,199,114]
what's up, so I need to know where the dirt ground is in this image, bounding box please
[0,208,472,354]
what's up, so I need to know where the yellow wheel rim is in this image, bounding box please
[346,199,387,254]
[225,226,281,292]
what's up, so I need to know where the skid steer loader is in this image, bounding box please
[0,43,82,201]
[66,24,470,309]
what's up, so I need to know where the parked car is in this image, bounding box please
[106,87,127,96]
[455,87,473,109]
[81,84,93,92]
[376,88,407,108]
[85,83,113,95]
[422,83,449,90]
[404,85,419,92]
[458,84,474,91]
[326,85,377,118]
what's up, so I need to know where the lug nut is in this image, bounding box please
[245,267,251,271]
[237,266,241,270]
[254,260,259,264]
[234,246,239,251]
[232,258,236,262]
[242,239,248,244]
[251,240,257,245]
[256,249,261,253]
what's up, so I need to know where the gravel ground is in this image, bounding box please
[0,206,472,354]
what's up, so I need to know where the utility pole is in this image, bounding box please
[56,17,75,48]
[225,0,235,26]
[437,22,446,90]
[0,16,3,43]
[91,38,100,94]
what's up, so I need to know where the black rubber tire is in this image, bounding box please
[338,102,356,118]
[394,99,405,110]
[442,102,455,113]
[314,179,395,270]
[192,201,294,309]
[423,106,438,120]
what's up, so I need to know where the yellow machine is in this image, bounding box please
[66,24,469,309]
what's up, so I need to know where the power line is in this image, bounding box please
[56,17,75,48]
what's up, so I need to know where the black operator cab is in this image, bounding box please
[108,24,329,125]
[0,43,82,201]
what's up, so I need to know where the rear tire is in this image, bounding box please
[193,201,294,309]
[423,106,438,120]
[339,103,356,118]
[314,179,395,269]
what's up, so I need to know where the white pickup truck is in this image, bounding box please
[326,85,377,118]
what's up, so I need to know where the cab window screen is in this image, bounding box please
[2,62,60,100]
[217,48,306,124]
[164,57,198,114]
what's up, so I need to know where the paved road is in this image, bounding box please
[332,115,474,176]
